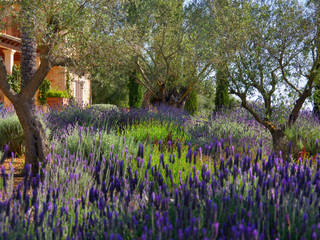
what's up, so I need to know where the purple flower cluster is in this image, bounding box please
[0,135,319,239]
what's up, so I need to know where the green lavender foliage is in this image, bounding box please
[0,114,24,155]
[184,90,198,115]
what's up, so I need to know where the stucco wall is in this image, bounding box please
[69,72,90,106]
[46,67,66,91]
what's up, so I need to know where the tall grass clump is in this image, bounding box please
[125,120,190,145]
[0,114,24,155]
[285,111,320,157]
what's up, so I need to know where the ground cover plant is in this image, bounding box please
[0,106,319,239]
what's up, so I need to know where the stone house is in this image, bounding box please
[0,17,91,108]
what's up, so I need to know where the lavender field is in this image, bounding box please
[0,105,320,240]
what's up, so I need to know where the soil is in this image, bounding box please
[1,156,25,188]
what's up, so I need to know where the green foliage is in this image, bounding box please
[90,104,120,113]
[125,120,190,145]
[313,75,320,116]
[55,127,135,159]
[7,65,51,105]
[128,70,142,108]
[8,65,21,93]
[46,89,70,98]
[215,67,230,111]
[184,90,198,115]
[91,76,129,107]
[0,114,24,155]
[65,71,72,97]
[198,78,215,114]
[285,122,320,156]
[188,108,272,149]
[38,79,51,105]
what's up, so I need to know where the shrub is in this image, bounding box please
[90,104,120,113]
[46,105,122,138]
[46,89,70,98]
[188,107,271,150]
[184,90,198,115]
[284,112,320,156]
[0,114,24,155]
[8,65,21,93]
[54,127,136,160]
[38,78,51,105]
[125,120,190,146]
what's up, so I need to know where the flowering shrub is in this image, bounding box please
[0,106,320,239]
[188,108,272,152]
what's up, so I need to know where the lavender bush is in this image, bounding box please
[0,106,319,239]
[188,108,272,153]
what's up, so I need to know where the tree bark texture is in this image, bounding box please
[13,99,48,174]
[0,3,51,175]
[271,129,290,160]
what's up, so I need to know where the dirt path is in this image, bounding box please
[2,156,25,188]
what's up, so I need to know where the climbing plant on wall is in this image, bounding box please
[38,79,51,105]
[8,65,21,93]
[7,64,51,105]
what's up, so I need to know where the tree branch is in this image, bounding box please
[230,87,277,132]
[288,67,318,127]
[178,62,212,103]
[0,57,17,102]
[21,56,52,99]
[136,61,158,98]
[279,58,302,95]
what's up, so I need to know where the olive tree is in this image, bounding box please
[0,0,116,174]
[120,0,215,108]
[222,0,319,156]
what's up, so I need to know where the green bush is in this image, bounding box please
[285,123,320,156]
[8,65,21,93]
[0,114,24,155]
[125,120,190,145]
[184,90,198,115]
[46,89,70,98]
[54,127,136,159]
[38,79,51,105]
[90,104,120,113]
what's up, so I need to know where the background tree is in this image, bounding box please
[215,65,230,111]
[184,90,198,115]
[120,0,214,108]
[215,0,318,156]
[128,72,142,108]
[311,0,320,118]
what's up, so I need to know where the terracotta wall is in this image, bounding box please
[1,16,20,37]
[46,66,66,91]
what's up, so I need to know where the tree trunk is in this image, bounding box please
[313,83,320,119]
[13,99,48,175]
[271,129,290,160]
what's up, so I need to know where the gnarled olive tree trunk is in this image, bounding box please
[13,99,48,174]
[270,128,290,159]
[16,11,48,175]
[0,5,51,175]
